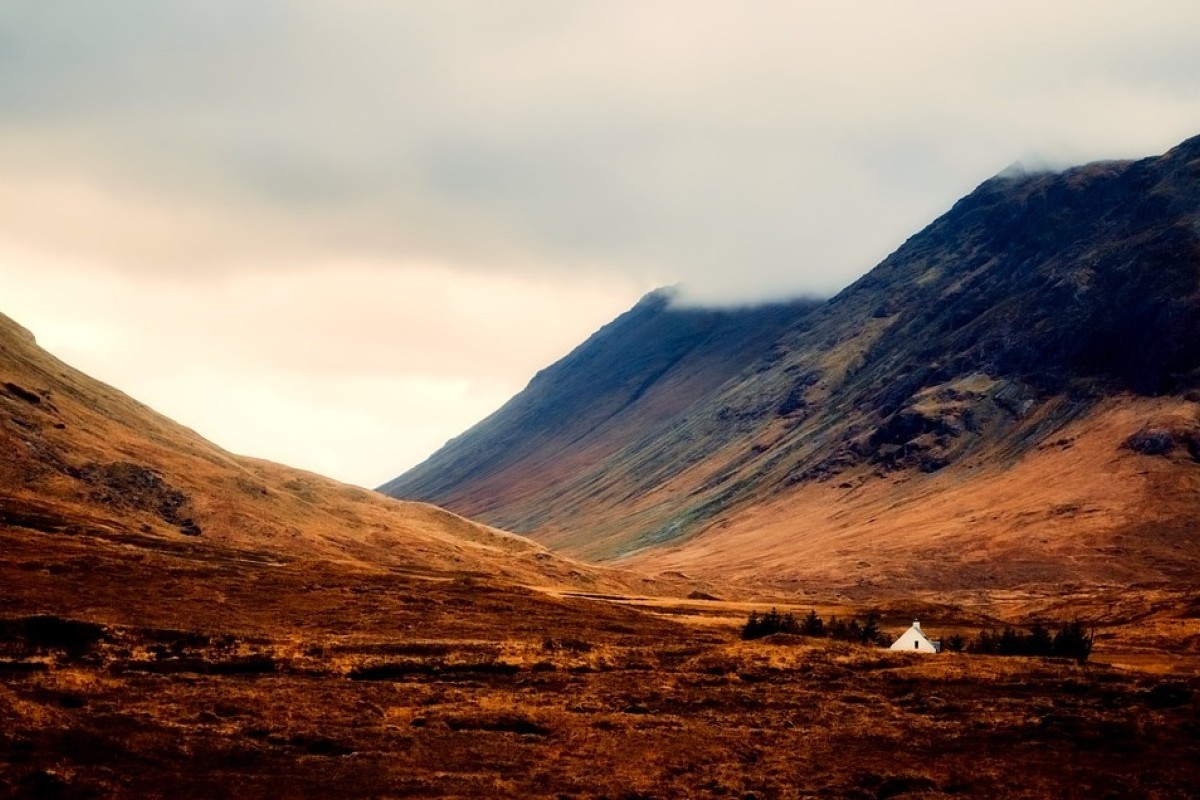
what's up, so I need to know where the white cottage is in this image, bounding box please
[889,620,941,653]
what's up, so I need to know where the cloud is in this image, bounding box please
[0,245,641,485]
[4,2,1200,301]
[2,1,1200,482]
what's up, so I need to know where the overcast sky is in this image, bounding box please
[3,1,1200,488]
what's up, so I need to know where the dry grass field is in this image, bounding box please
[3,525,1200,799]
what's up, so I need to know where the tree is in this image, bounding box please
[741,608,800,640]
[857,613,882,646]
[801,609,825,637]
[998,627,1024,656]
[1027,623,1053,657]
[1052,620,1095,664]
[741,611,763,640]
[968,629,999,654]
[967,621,1097,663]
[944,634,966,653]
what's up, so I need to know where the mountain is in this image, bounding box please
[0,309,670,608]
[4,324,1197,800]
[379,292,819,535]
[381,134,1200,592]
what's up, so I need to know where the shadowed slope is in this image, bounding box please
[380,291,819,528]
[381,134,1200,587]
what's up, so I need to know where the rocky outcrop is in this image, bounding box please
[1125,429,1178,456]
[73,462,201,536]
[1124,422,1200,462]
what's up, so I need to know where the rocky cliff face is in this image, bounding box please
[380,135,1200,587]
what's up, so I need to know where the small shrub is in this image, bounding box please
[542,637,592,653]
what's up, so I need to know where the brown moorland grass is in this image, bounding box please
[2,545,1199,799]
[632,394,1200,595]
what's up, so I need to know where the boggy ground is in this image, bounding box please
[3,531,1199,799]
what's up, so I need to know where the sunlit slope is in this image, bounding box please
[0,311,625,590]
[633,394,1200,592]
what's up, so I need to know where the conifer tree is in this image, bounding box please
[801,609,825,637]
[998,627,1023,655]
[742,611,762,640]
[1027,623,1053,656]
[1052,620,1095,663]
[858,613,882,646]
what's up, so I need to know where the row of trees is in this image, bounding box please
[741,608,889,647]
[968,621,1095,663]
[741,610,1096,663]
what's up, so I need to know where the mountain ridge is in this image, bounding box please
[381,134,1200,589]
[380,290,821,521]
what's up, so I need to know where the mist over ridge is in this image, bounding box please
[382,133,1200,586]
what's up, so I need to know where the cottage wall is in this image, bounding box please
[889,623,939,653]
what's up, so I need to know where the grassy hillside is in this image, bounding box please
[0,310,669,594]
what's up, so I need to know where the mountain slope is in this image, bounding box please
[380,292,819,528]
[0,310,646,594]
[381,134,1200,589]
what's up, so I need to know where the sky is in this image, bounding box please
[3,1,1200,488]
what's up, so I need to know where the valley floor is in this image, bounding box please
[3,529,1200,799]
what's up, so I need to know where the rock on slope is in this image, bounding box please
[381,134,1200,591]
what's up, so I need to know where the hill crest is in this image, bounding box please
[0,309,661,594]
